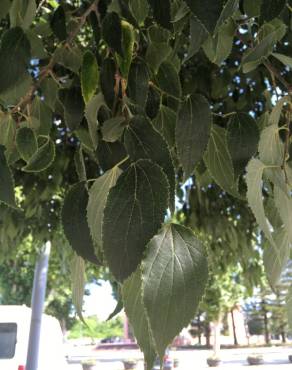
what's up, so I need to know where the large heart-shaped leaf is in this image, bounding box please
[0,145,16,208]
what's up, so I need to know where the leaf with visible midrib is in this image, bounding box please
[22,136,55,172]
[204,124,239,197]
[102,159,169,281]
[176,94,212,180]
[62,182,100,265]
[122,268,157,370]
[264,227,290,290]
[246,158,276,249]
[124,115,175,212]
[87,166,122,254]
[81,50,99,104]
[16,127,38,162]
[142,223,208,360]
[0,145,16,208]
[71,254,86,320]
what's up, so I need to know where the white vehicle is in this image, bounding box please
[0,305,69,370]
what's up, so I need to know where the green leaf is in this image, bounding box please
[286,285,292,329]
[0,113,16,150]
[155,62,182,98]
[59,86,85,131]
[274,186,292,243]
[269,95,290,126]
[258,124,283,166]
[85,93,106,150]
[246,158,276,249]
[153,105,176,149]
[142,223,208,360]
[272,52,292,69]
[53,46,82,74]
[0,145,16,208]
[87,166,122,254]
[16,127,38,162]
[185,16,208,61]
[204,124,239,197]
[0,0,11,19]
[117,21,135,79]
[62,182,99,265]
[0,27,31,94]
[102,12,123,56]
[30,96,53,135]
[243,0,261,17]
[260,0,287,22]
[124,115,175,211]
[9,0,36,29]
[147,0,171,30]
[103,159,169,281]
[71,254,86,320]
[145,42,172,74]
[129,0,149,25]
[122,268,156,370]
[74,147,87,182]
[0,74,32,106]
[202,18,236,66]
[40,78,58,110]
[185,0,224,33]
[264,227,289,289]
[96,141,127,172]
[215,0,239,32]
[50,5,67,41]
[26,30,47,59]
[176,94,212,180]
[22,136,55,172]
[81,51,99,104]
[227,113,259,177]
[128,60,150,108]
[242,22,287,73]
[101,116,125,142]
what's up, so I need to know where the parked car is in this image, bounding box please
[0,305,69,370]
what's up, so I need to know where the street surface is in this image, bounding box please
[68,346,292,369]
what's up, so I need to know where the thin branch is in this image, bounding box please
[264,60,292,94]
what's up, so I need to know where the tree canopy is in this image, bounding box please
[0,0,292,368]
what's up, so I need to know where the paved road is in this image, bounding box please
[68,346,292,370]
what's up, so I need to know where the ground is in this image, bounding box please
[68,345,292,369]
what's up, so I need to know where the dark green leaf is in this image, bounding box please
[16,127,37,162]
[155,62,182,98]
[0,75,32,106]
[122,268,156,370]
[145,85,161,120]
[59,86,85,131]
[272,52,292,68]
[71,254,86,320]
[53,46,82,74]
[117,21,135,79]
[0,145,16,208]
[185,0,224,33]
[185,16,208,61]
[176,94,212,180]
[30,96,53,135]
[100,57,116,109]
[145,42,172,74]
[128,60,150,108]
[124,115,175,211]
[260,0,287,22]
[62,182,99,265]
[103,159,169,281]
[102,12,123,56]
[50,5,67,41]
[147,0,171,29]
[244,0,261,17]
[0,27,31,94]
[0,0,11,19]
[85,93,106,150]
[215,0,239,32]
[0,113,16,150]
[227,113,259,177]
[96,140,127,172]
[142,223,208,360]
[153,105,176,149]
[81,51,99,104]
[106,294,124,321]
[40,78,58,110]
[22,136,55,172]
[74,147,87,182]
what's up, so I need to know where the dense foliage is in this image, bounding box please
[1,0,292,367]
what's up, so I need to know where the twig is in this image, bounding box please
[264,60,292,94]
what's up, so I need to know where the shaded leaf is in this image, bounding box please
[124,115,175,211]
[142,223,208,360]
[155,62,182,98]
[101,116,125,142]
[53,46,82,74]
[0,0,11,19]
[62,182,99,265]
[0,27,31,94]
[22,136,55,172]
[103,159,169,281]
[59,86,85,131]
[100,57,116,109]
[260,0,287,22]
[74,147,87,182]
[0,113,16,150]
[0,145,16,208]
[176,94,212,180]
[128,60,149,108]
[30,96,52,135]
[147,0,171,30]
[153,105,176,149]
[102,12,123,56]
[50,5,67,41]
[129,0,149,25]
[272,52,292,69]
[85,93,106,150]
[96,140,127,172]
[10,0,36,29]
[117,21,135,79]
[185,16,208,61]
[227,112,259,177]
[16,127,38,162]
